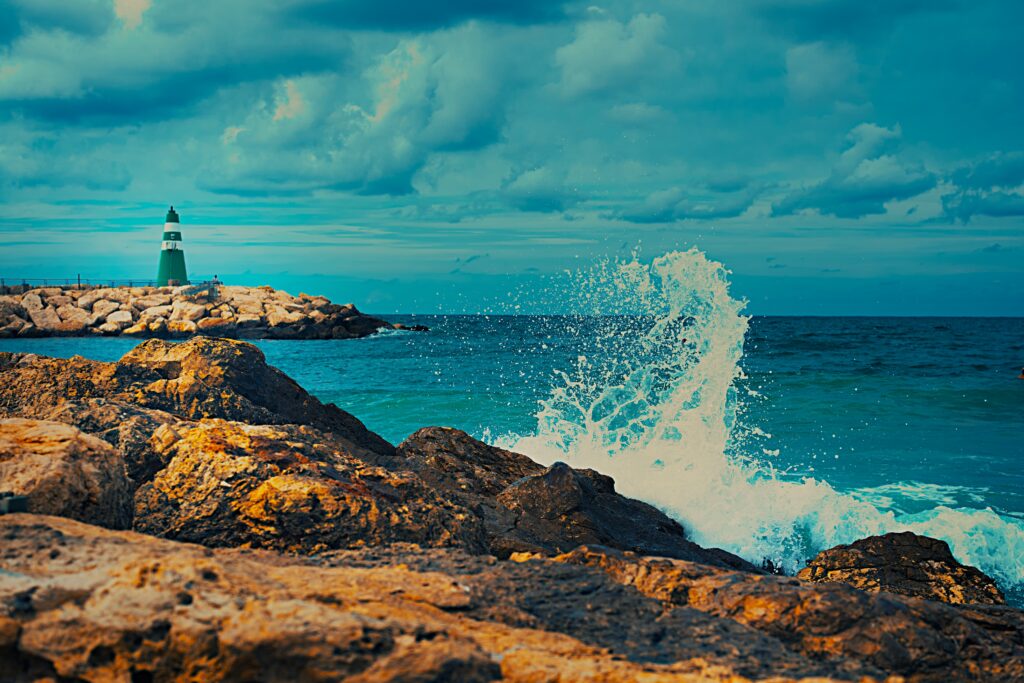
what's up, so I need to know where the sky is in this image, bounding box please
[0,0,1022,315]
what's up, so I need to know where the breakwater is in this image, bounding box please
[0,284,422,339]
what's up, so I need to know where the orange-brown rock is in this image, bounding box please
[797,531,1005,605]
[554,545,1024,682]
[0,418,132,529]
[0,337,393,458]
[0,515,891,683]
[133,419,485,553]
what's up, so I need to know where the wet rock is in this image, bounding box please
[555,544,1024,682]
[0,418,132,529]
[797,531,1005,605]
[133,419,484,553]
[395,428,757,570]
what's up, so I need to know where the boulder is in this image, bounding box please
[97,321,121,335]
[140,304,172,320]
[170,301,207,322]
[44,295,73,308]
[91,299,120,321]
[76,288,112,310]
[0,418,132,529]
[19,292,43,311]
[105,310,134,329]
[166,319,198,335]
[133,419,484,553]
[196,317,236,333]
[265,305,305,327]
[797,531,1006,605]
[235,313,264,328]
[394,428,756,570]
[27,306,61,330]
[55,304,89,325]
[132,294,171,309]
[122,322,149,336]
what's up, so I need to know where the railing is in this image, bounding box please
[0,277,219,296]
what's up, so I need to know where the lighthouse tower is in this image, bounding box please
[156,206,189,286]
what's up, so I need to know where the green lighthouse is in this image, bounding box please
[156,206,189,286]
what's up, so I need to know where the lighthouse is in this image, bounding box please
[156,206,189,286]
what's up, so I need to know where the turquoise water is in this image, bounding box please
[3,251,1022,602]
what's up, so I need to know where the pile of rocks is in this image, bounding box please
[0,339,1021,682]
[0,284,422,339]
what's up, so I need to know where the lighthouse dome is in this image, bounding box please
[166,206,180,223]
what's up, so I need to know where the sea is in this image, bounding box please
[3,249,1022,604]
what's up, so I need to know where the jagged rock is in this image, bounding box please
[36,399,179,485]
[394,428,756,570]
[797,531,1005,605]
[3,517,1023,683]
[0,418,132,529]
[554,544,1024,682]
[133,419,484,553]
[0,338,394,458]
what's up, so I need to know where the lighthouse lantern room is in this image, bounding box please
[156,206,189,286]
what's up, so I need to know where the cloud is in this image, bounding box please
[201,24,511,196]
[949,152,1024,190]
[772,123,936,218]
[942,190,1024,223]
[287,0,563,31]
[555,13,678,98]
[942,152,1024,222]
[618,184,761,223]
[785,42,858,102]
[0,0,348,123]
[501,167,580,213]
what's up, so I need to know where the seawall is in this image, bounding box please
[0,284,423,339]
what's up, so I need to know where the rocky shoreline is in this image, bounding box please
[0,284,424,339]
[0,338,1022,682]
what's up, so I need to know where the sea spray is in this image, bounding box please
[502,248,1024,600]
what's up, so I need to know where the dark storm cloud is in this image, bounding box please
[287,0,565,31]
[942,191,1024,223]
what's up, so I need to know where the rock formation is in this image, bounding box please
[797,531,1006,605]
[0,418,132,529]
[0,339,1021,682]
[0,284,424,339]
